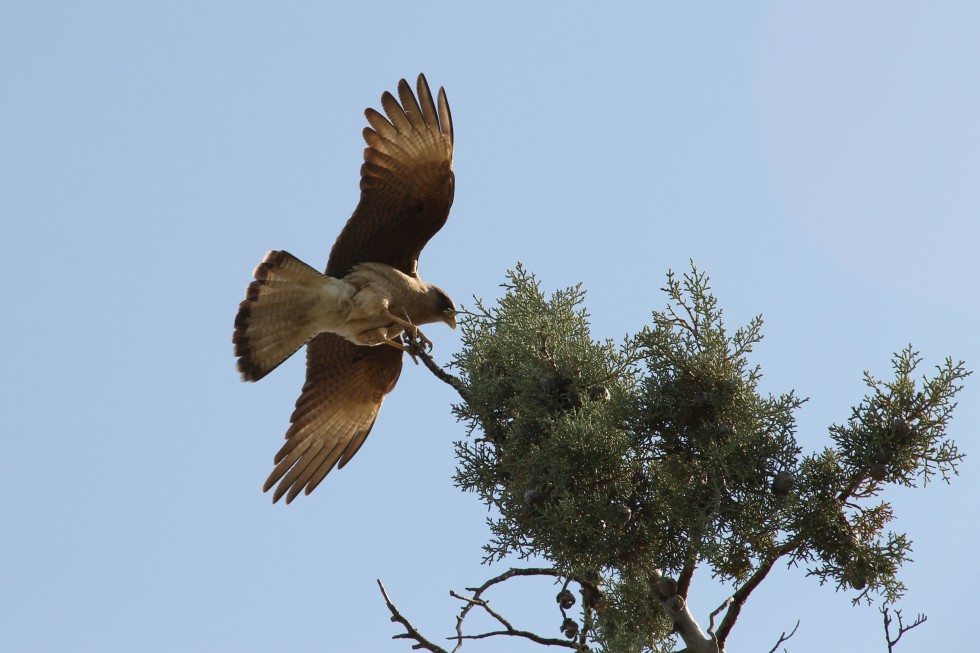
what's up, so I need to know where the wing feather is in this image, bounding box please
[364,107,398,141]
[264,438,314,491]
[302,424,369,497]
[397,78,427,131]
[274,441,326,503]
[380,91,414,135]
[437,87,453,146]
[416,79,439,131]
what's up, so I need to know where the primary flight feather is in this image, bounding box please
[233,74,456,503]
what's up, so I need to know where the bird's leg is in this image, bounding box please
[381,309,434,351]
[380,337,420,364]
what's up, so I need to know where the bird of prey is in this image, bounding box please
[233,74,456,503]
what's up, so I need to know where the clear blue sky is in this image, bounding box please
[3,3,977,652]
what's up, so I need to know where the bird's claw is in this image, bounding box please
[398,309,433,351]
[411,327,434,351]
[400,327,432,365]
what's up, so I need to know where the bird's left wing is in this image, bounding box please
[263,333,403,503]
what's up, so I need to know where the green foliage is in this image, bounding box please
[449,262,969,652]
[593,572,676,653]
[629,267,804,581]
[829,346,967,488]
[791,347,969,605]
[452,263,645,573]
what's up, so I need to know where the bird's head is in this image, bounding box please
[432,285,457,329]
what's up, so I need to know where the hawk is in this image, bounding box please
[233,74,456,503]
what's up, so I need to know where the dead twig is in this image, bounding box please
[882,606,927,652]
[765,620,800,653]
[377,579,450,653]
[707,597,733,636]
[450,567,579,652]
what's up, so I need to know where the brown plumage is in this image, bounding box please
[233,74,456,503]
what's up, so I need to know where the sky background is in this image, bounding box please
[3,2,978,652]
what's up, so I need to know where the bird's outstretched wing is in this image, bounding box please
[264,74,453,502]
[264,335,402,503]
[326,73,454,278]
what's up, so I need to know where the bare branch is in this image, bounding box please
[450,591,516,632]
[461,567,565,597]
[377,579,450,653]
[677,554,697,599]
[765,620,800,653]
[449,568,579,652]
[406,332,468,399]
[882,606,927,652]
[453,629,573,646]
[707,597,733,636]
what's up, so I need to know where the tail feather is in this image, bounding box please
[234,250,330,381]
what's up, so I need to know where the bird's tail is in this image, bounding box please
[233,250,331,382]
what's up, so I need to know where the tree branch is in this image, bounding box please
[378,579,450,653]
[707,597,732,637]
[678,554,697,599]
[406,332,468,399]
[765,620,800,653]
[715,539,800,645]
[381,570,583,653]
[882,606,927,651]
[450,568,579,652]
[648,570,717,653]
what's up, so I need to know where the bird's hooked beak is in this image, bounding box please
[444,309,458,329]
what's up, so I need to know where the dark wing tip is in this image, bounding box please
[437,86,453,146]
